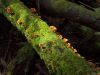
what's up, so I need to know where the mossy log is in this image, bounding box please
[0,0,98,75]
[37,0,100,31]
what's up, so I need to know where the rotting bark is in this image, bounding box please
[0,0,98,75]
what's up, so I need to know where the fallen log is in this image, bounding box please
[0,0,98,75]
[33,0,100,31]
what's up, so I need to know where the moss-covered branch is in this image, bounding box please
[38,0,100,31]
[0,0,98,75]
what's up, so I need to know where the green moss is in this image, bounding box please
[1,0,97,75]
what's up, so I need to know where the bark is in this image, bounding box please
[0,0,98,75]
